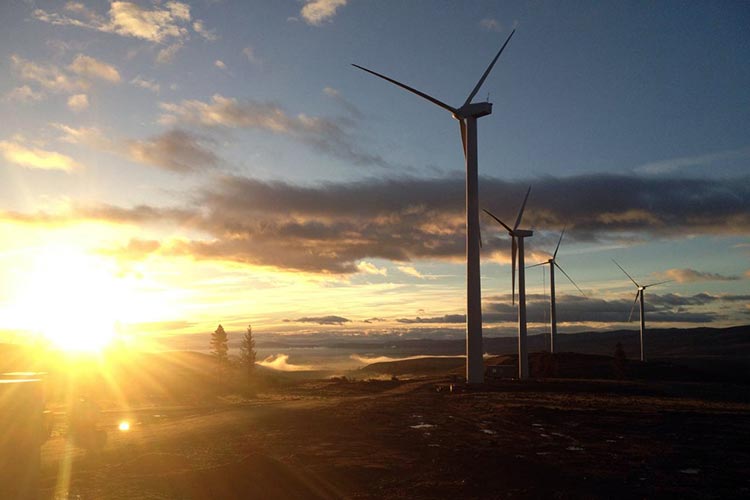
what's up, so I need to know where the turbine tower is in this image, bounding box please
[484,186,533,379]
[353,30,516,384]
[612,260,670,362]
[528,228,585,353]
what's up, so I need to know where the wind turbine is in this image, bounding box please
[484,186,533,379]
[352,30,516,384]
[528,228,585,353]
[612,259,670,362]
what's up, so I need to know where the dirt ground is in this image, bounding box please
[39,377,750,499]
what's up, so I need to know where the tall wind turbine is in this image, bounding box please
[528,228,585,353]
[484,186,533,379]
[353,30,516,384]
[612,260,670,362]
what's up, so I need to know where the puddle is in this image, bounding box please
[410,423,435,430]
[566,446,584,451]
[481,429,497,435]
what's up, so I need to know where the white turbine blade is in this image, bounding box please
[643,279,672,288]
[459,120,467,159]
[552,226,566,259]
[351,64,457,114]
[612,259,640,287]
[512,236,517,306]
[483,208,513,234]
[555,262,585,297]
[463,29,516,107]
[513,185,532,231]
[627,291,640,322]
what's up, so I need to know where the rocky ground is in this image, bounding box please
[39,376,750,499]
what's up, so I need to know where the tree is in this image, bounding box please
[210,324,229,368]
[239,324,256,377]
[612,342,627,379]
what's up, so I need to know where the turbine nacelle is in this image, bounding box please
[453,102,493,120]
[513,229,533,238]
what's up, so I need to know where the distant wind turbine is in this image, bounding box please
[484,186,533,379]
[528,228,585,353]
[352,30,516,384]
[612,259,671,362]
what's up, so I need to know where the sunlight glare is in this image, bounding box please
[9,245,132,352]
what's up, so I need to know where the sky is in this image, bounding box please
[0,0,748,348]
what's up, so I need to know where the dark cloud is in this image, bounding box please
[6,173,748,274]
[396,314,466,324]
[285,316,351,325]
[127,129,219,173]
[159,94,389,168]
[481,293,728,324]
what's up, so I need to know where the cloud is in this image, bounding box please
[10,54,83,92]
[396,314,466,324]
[68,54,121,82]
[156,42,183,64]
[479,18,502,32]
[67,93,89,111]
[397,265,435,280]
[0,139,79,172]
[54,123,219,173]
[214,59,227,70]
[4,85,44,103]
[130,75,160,93]
[356,261,387,276]
[257,353,313,371]
[158,94,388,167]
[286,316,351,325]
[11,54,120,93]
[192,19,217,41]
[126,129,219,173]
[323,86,363,119]
[242,46,261,65]
[300,0,347,26]
[634,146,750,175]
[34,2,207,63]
[482,293,724,324]
[34,1,191,43]
[655,268,741,283]
[9,173,748,274]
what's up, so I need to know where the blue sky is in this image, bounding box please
[0,1,748,346]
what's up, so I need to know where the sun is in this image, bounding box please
[11,245,131,352]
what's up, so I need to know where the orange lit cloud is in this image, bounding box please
[0,139,80,172]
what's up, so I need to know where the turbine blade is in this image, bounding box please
[463,29,516,107]
[527,262,547,269]
[512,236,517,306]
[553,226,566,259]
[644,279,672,288]
[513,185,532,231]
[459,120,467,159]
[483,208,513,234]
[612,259,640,287]
[628,291,640,322]
[478,224,483,249]
[352,64,457,114]
[555,262,585,296]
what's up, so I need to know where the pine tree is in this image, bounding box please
[210,324,229,367]
[612,342,627,379]
[239,324,257,377]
